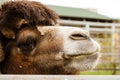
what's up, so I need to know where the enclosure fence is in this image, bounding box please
[59,20,120,75]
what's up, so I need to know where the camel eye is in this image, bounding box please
[17,36,37,53]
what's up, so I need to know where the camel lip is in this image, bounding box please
[63,50,99,59]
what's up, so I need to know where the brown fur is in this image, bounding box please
[0,0,59,74]
[0,0,77,75]
[0,0,59,58]
[0,0,59,39]
[1,27,77,74]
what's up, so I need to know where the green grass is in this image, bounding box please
[96,63,119,68]
[80,71,120,75]
[80,63,120,75]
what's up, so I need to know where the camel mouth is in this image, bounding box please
[63,50,99,60]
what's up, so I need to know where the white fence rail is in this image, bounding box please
[59,20,120,74]
[0,75,120,80]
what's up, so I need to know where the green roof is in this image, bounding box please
[48,5,113,20]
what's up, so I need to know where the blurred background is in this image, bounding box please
[0,0,120,75]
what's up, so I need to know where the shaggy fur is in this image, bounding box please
[0,0,59,39]
[0,0,59,71]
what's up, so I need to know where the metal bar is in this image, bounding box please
[111,25,115,62]
[0,75,120,80]
[59,20,120,27]
[85,23,90,31]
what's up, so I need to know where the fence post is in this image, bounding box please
[111,25,115,62]
[111,25,119,75]
[85,23,90,32]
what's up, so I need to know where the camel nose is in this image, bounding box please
[70,32,89,40]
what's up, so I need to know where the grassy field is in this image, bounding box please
[80,71,120,75]
[80,63,120,75]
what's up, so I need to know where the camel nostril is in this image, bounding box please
[70,33,88,40]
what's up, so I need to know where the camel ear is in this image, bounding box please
[0,27,15,39]
[15,19,28,29]
[0,19,28,39]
